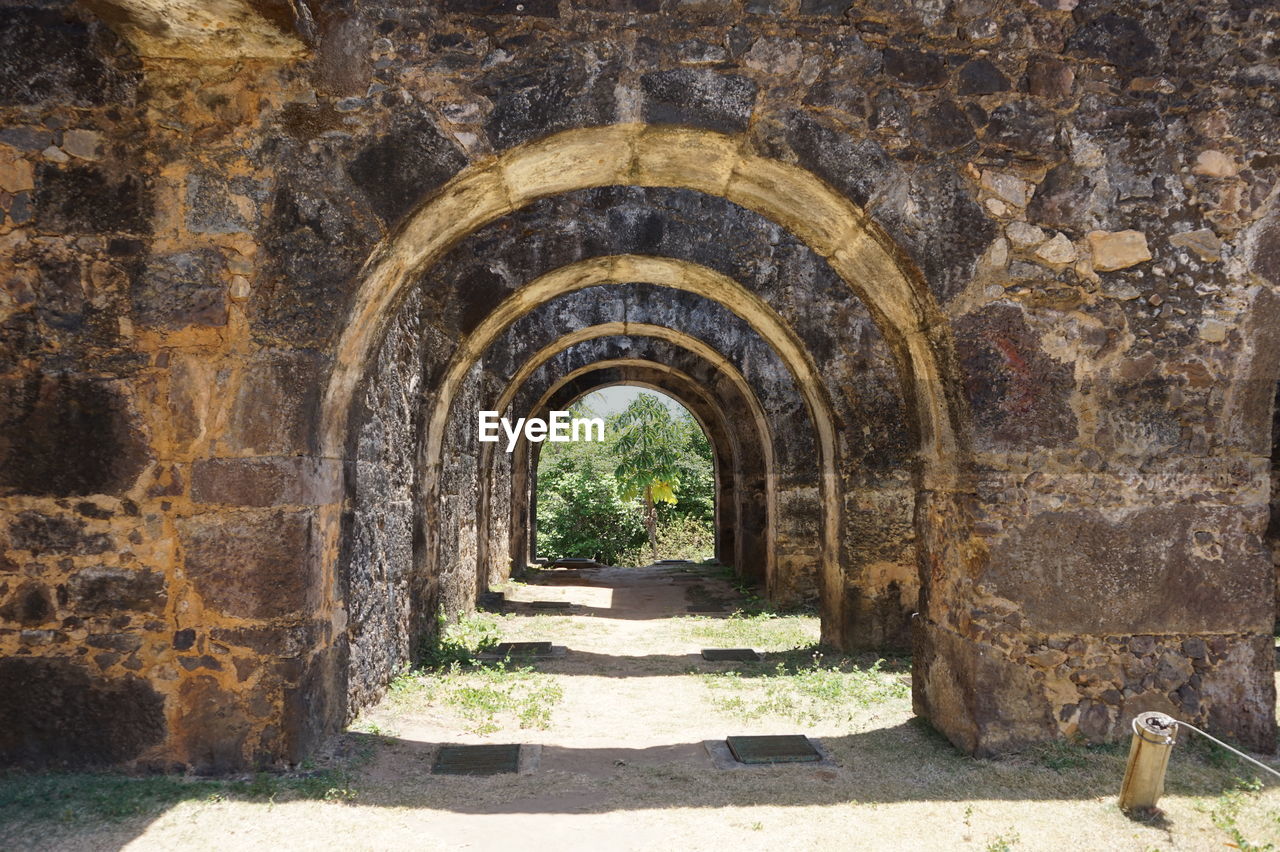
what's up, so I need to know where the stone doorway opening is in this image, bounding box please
[526,385,722,572]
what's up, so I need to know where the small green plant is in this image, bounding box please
[702,655,910,723]
[679,611,818,652]
[1210,777,1274,852]
[984,830,1020,852]
[390,660,564,735]
[418,610,502,669]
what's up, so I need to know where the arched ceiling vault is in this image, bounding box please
[322,125,960,493]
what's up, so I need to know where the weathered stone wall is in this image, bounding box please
[2,0,1278,769]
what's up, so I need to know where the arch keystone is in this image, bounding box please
[500,125,639,206]
[633,126,744,196]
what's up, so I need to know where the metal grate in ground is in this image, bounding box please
[701,648,762,662]
[725,735,821,765]
[432,744,522,775]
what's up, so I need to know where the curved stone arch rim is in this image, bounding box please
[519,367,757,571]
[488,333,781,595]
[423,257,843,628]
[321,123,963,492]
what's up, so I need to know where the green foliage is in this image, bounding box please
[1209,778,1275,852]
[417,610,501,668]
[701,655,910,723]
[536,401,647,564]
[536,392,717,566]
[387,662,564,735]
[612,394,684,505]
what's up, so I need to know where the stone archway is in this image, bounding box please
[517,367,756,577]
[318,124,973,757]
[504,350,780,595]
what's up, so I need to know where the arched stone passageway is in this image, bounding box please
[5,1,1277,774]
[464,284,828,603]
[517,368,757,578]
[501,343,787,598]
[320,127,967,766]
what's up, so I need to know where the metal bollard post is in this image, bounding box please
[1119,711,1178,812]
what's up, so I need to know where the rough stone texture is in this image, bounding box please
[0,374,149,497]
[0,657,164,768]
[179,510,316,619]
[954,304,1077,451]
[3,0,1279,770]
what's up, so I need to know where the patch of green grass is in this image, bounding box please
[1208,777,1276,852]
[678,611,818,652]
[0,768,356,829]
[702,655,910,723]
[984,829,1020,852]
[389,661,564,735]
[1030,737,1126,773]
[417,611,503,668]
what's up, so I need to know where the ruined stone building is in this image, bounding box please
[0,0,1278,773]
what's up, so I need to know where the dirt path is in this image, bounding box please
[11,563,1280,851]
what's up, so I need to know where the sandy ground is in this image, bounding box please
[9,563,1280,851]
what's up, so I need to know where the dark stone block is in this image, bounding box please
[983,101,1059,159]
[640,69,758,134]
[178,655,222,671]
[798,0,849,16]
[225,350,324,455]
[190,457,341,507]
[9,511,110,555]
[987,507,1273,635]
[1027,163,1103,234]
[282,644,342,763]
[785,111,897,208]
[875,161,996,303]
[178,676,252,774]
[173,628,196,651]
[67,566,166,614]
[912,100,974,151]
[957,58,1009,95]
[179,510,316,619]
[882,47,947,88]
[1252,219,1280,286]
[185,172,261,235]
[0,581,54,626]
[0,658,164,768]
[0,8,138,108]
[457,265,515,335]
[0,374,149,497]
[1025,56,1074,99]
[346,116,466,226]
[33,258,84,332]
[481,60,617,151]
[132,249,227,329]
[443,0,558,15]
[35,164,151,235]
[253,159,380,347]
[0,127,53,151]
[210,622,322,657]
[1067,13,1158,73]
[954,303,1076,450]
[85,632,143,652]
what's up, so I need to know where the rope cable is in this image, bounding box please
[1171,719,1280,784]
